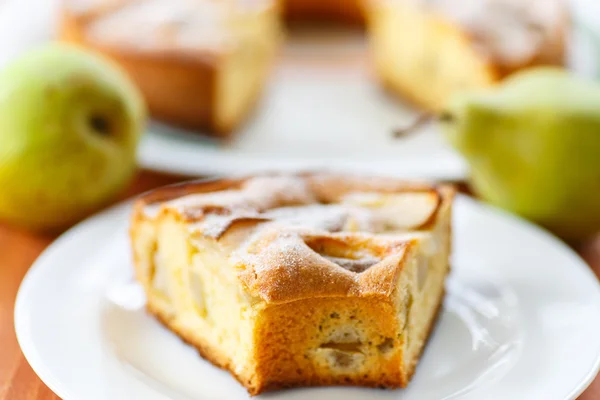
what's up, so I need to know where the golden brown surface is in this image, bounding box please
[0,170,599,399]
[131,173,454,394]
[132,174,453,304]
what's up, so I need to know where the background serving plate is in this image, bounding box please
[14,195,600,400]
[140,35,468,180]
[1,0,599,180]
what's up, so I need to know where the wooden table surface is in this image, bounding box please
[0,170,599,400]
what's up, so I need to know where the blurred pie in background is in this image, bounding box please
[61,0,282,137]
[59,0,569,137]
[367,0,569,111]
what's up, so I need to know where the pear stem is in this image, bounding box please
[393,113,434,138]
[392,112,455,138]
[438,112,455,123]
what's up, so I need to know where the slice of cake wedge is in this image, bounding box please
[364,0,568,112]
[130,174,455,395]
[60,0,282,136]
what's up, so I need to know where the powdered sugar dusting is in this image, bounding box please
[167,176,314,221]
[418,0,565,66]
[199,213,254,239]
[153,175,442,279]
[242,176,316,209]
[73,0,275,53]
[168,190,250,212]
[258,233,306,271]
[233,229,309,277]
[262,205,379,233]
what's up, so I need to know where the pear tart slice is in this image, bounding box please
[60,0,281,136]
[130,173,455,395]
[365,0,568,112]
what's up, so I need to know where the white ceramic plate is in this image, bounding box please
[1,0,599,180]
[14,194,600,400]
[136,31,471,181]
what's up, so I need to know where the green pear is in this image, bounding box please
[0,44,146,232]
[442,67,600,241]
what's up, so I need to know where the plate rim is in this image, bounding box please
[137,122,469,181]
[14,201,133,400]
[14,195,600,400]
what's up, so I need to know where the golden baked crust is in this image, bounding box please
[60,0,281,136]
[130,173,454,395]
[365,0,569,111]
[283,0,365,25]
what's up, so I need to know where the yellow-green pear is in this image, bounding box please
[0,44,146,232]
[442,67,600,241]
